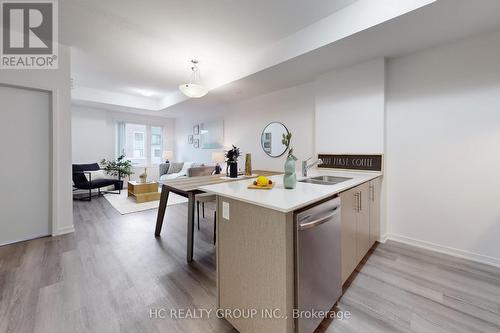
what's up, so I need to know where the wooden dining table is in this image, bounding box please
[154,170,281,262]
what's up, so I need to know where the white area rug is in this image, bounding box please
[104,189,187,215]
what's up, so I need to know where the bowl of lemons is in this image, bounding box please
[248,175,274,190]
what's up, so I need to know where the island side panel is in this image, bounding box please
[216,196,295,333]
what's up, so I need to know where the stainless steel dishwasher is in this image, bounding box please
[295,196,342,333]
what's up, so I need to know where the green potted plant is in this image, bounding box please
[282,132,297,189]
[100,154,134,190]
[225,145,240,178]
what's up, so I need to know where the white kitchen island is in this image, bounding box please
[199,170,382,333]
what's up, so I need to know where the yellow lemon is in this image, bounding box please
[256,176,269,186]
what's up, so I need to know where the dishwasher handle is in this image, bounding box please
[298,206,340,231]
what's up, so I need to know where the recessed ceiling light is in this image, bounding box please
[134,89,154,97]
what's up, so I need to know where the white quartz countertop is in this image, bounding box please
[198,169,382,213]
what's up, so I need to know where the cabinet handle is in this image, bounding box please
[354,192,359,212]
[370,184,374,202]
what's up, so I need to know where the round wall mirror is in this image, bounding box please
[261,122,290,157]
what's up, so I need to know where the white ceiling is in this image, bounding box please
[62,0,357,99]
[156,0,500,118]
[68,0,500,116]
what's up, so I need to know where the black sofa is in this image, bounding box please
[72,163,122,201]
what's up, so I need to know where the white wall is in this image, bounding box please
[315,58,385,154]
[72,106,115,163]
[176,59,385,171]
[71,105,176,181]
[175,83,315,172]
[385,30,500,265]
[0,45,73,236]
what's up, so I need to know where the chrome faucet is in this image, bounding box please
[302,157,323,177]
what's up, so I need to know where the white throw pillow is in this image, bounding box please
[84,170,107,181]
[178,162,193,176]
[160,173,181,181]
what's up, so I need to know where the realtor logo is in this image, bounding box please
[1,0,58,69]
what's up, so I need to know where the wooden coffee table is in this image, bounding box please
[127,181,160,203]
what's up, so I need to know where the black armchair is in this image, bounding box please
[72,163,122,201]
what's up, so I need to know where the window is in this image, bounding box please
[151,126,162,164]
[151,133,161,145]
[118,123,163,166]
[135,132,144,142]
[133,131,145,158]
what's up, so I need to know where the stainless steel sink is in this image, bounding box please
[299,176,352,185]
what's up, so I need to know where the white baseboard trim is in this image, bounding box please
[0,226,75,247]
[378,234,389,243]
[52,225,75,236]
[0,233,50,247]
[387,233,500,269]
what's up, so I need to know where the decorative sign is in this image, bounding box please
[318,154,383,172]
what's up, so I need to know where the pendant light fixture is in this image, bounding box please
[179,59,208,98]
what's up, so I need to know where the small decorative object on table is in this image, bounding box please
[100,154,134,190]
[212,151,225,174]
[225,145,240,178]
[245,153,252,176]
[139,168,148,183]
[282,132,297,189]
[248,175,274,190]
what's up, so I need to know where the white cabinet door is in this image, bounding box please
[0,85,51,245]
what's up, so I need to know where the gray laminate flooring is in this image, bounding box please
[1,197,499,333]
[0,197,233,333]
[319,241,500,333]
